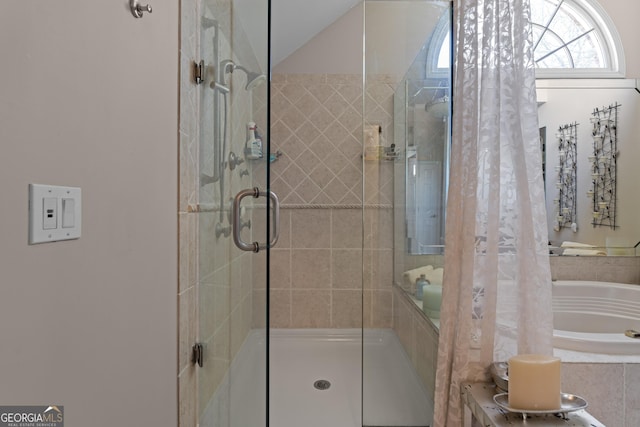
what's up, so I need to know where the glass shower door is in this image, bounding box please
[363,1,451,426]
[197,0,270,425]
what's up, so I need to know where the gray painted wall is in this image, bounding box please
[0,1,178,425]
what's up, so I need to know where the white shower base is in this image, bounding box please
[271,328,432,427]
[202,328,433,427]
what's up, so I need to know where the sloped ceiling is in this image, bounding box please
[271,0,360,66]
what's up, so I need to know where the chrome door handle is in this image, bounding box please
[232,187,280,252]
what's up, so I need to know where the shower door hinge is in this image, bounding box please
[194,60,205,85]
[192,343,204,367]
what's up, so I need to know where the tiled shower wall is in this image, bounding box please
[269,73,398,328]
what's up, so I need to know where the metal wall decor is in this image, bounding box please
[553,123,578,232]
[588,103,620,229]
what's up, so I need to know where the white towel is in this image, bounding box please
[561,241,596,248]
[402,265,433,288]
[562,248,606,256]
[424,268,444,286]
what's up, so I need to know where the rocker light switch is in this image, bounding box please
[29,184,82,244]
[62,198,75,228]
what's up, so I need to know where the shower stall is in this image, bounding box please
[177,0,452,426]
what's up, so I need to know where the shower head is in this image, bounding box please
[243,70,267,91]
[425,95,450,119]
[233,64,266,90]
[220,60,266,91]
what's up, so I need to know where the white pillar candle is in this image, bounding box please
[508,354,561,410]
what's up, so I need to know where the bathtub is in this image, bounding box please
[553,280,640,355]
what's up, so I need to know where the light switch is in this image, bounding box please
[29,184,82,244]
[43,197,57,229]
[62,198,75,228]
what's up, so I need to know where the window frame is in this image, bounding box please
[531,0,625,78]
[426,0,626,79]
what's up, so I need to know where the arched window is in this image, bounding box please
[427,0,625,78]
[531,0,625,77]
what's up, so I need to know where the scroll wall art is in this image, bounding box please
[554,123,578,232]
[588,103,620,229]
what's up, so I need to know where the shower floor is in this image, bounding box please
[202,328,432,427]
[270,329,432,427]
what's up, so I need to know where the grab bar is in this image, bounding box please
[232,187,280,252]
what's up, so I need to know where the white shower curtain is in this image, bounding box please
[433,0,554,425]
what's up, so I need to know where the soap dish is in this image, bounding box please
[493,392,588,420]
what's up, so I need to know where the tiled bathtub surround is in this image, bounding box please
[396,276,640,426]
[562,363,640,426]
[550,254,640,284]
[551,255,640,426]
[395,266,640,427]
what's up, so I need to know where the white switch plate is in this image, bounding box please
[29,184,82,244]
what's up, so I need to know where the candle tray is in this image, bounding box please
[493,392,588,420]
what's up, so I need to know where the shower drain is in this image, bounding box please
[313,379,331,390]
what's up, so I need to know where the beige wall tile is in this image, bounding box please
[291,290,331,328]
[252,289,266,329]
[332,209,363,249]
[270,249,291,289]
[368,249,393,289]
[270,289,291,328]
[392,286,439,399]
[270,75,363,204]
[252,250,268,290]
[291,209,331,248]
[416,319,437,399]
[550,256,640,284]
[269,74,397,331]
[365,208,394,250]
[393,287,416,364]
[371,289,393,328]
[562,363,624,426]
[332,249,363,289]
[625,364,640,426]
[332,289,363,328]
[291,249,331,288]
